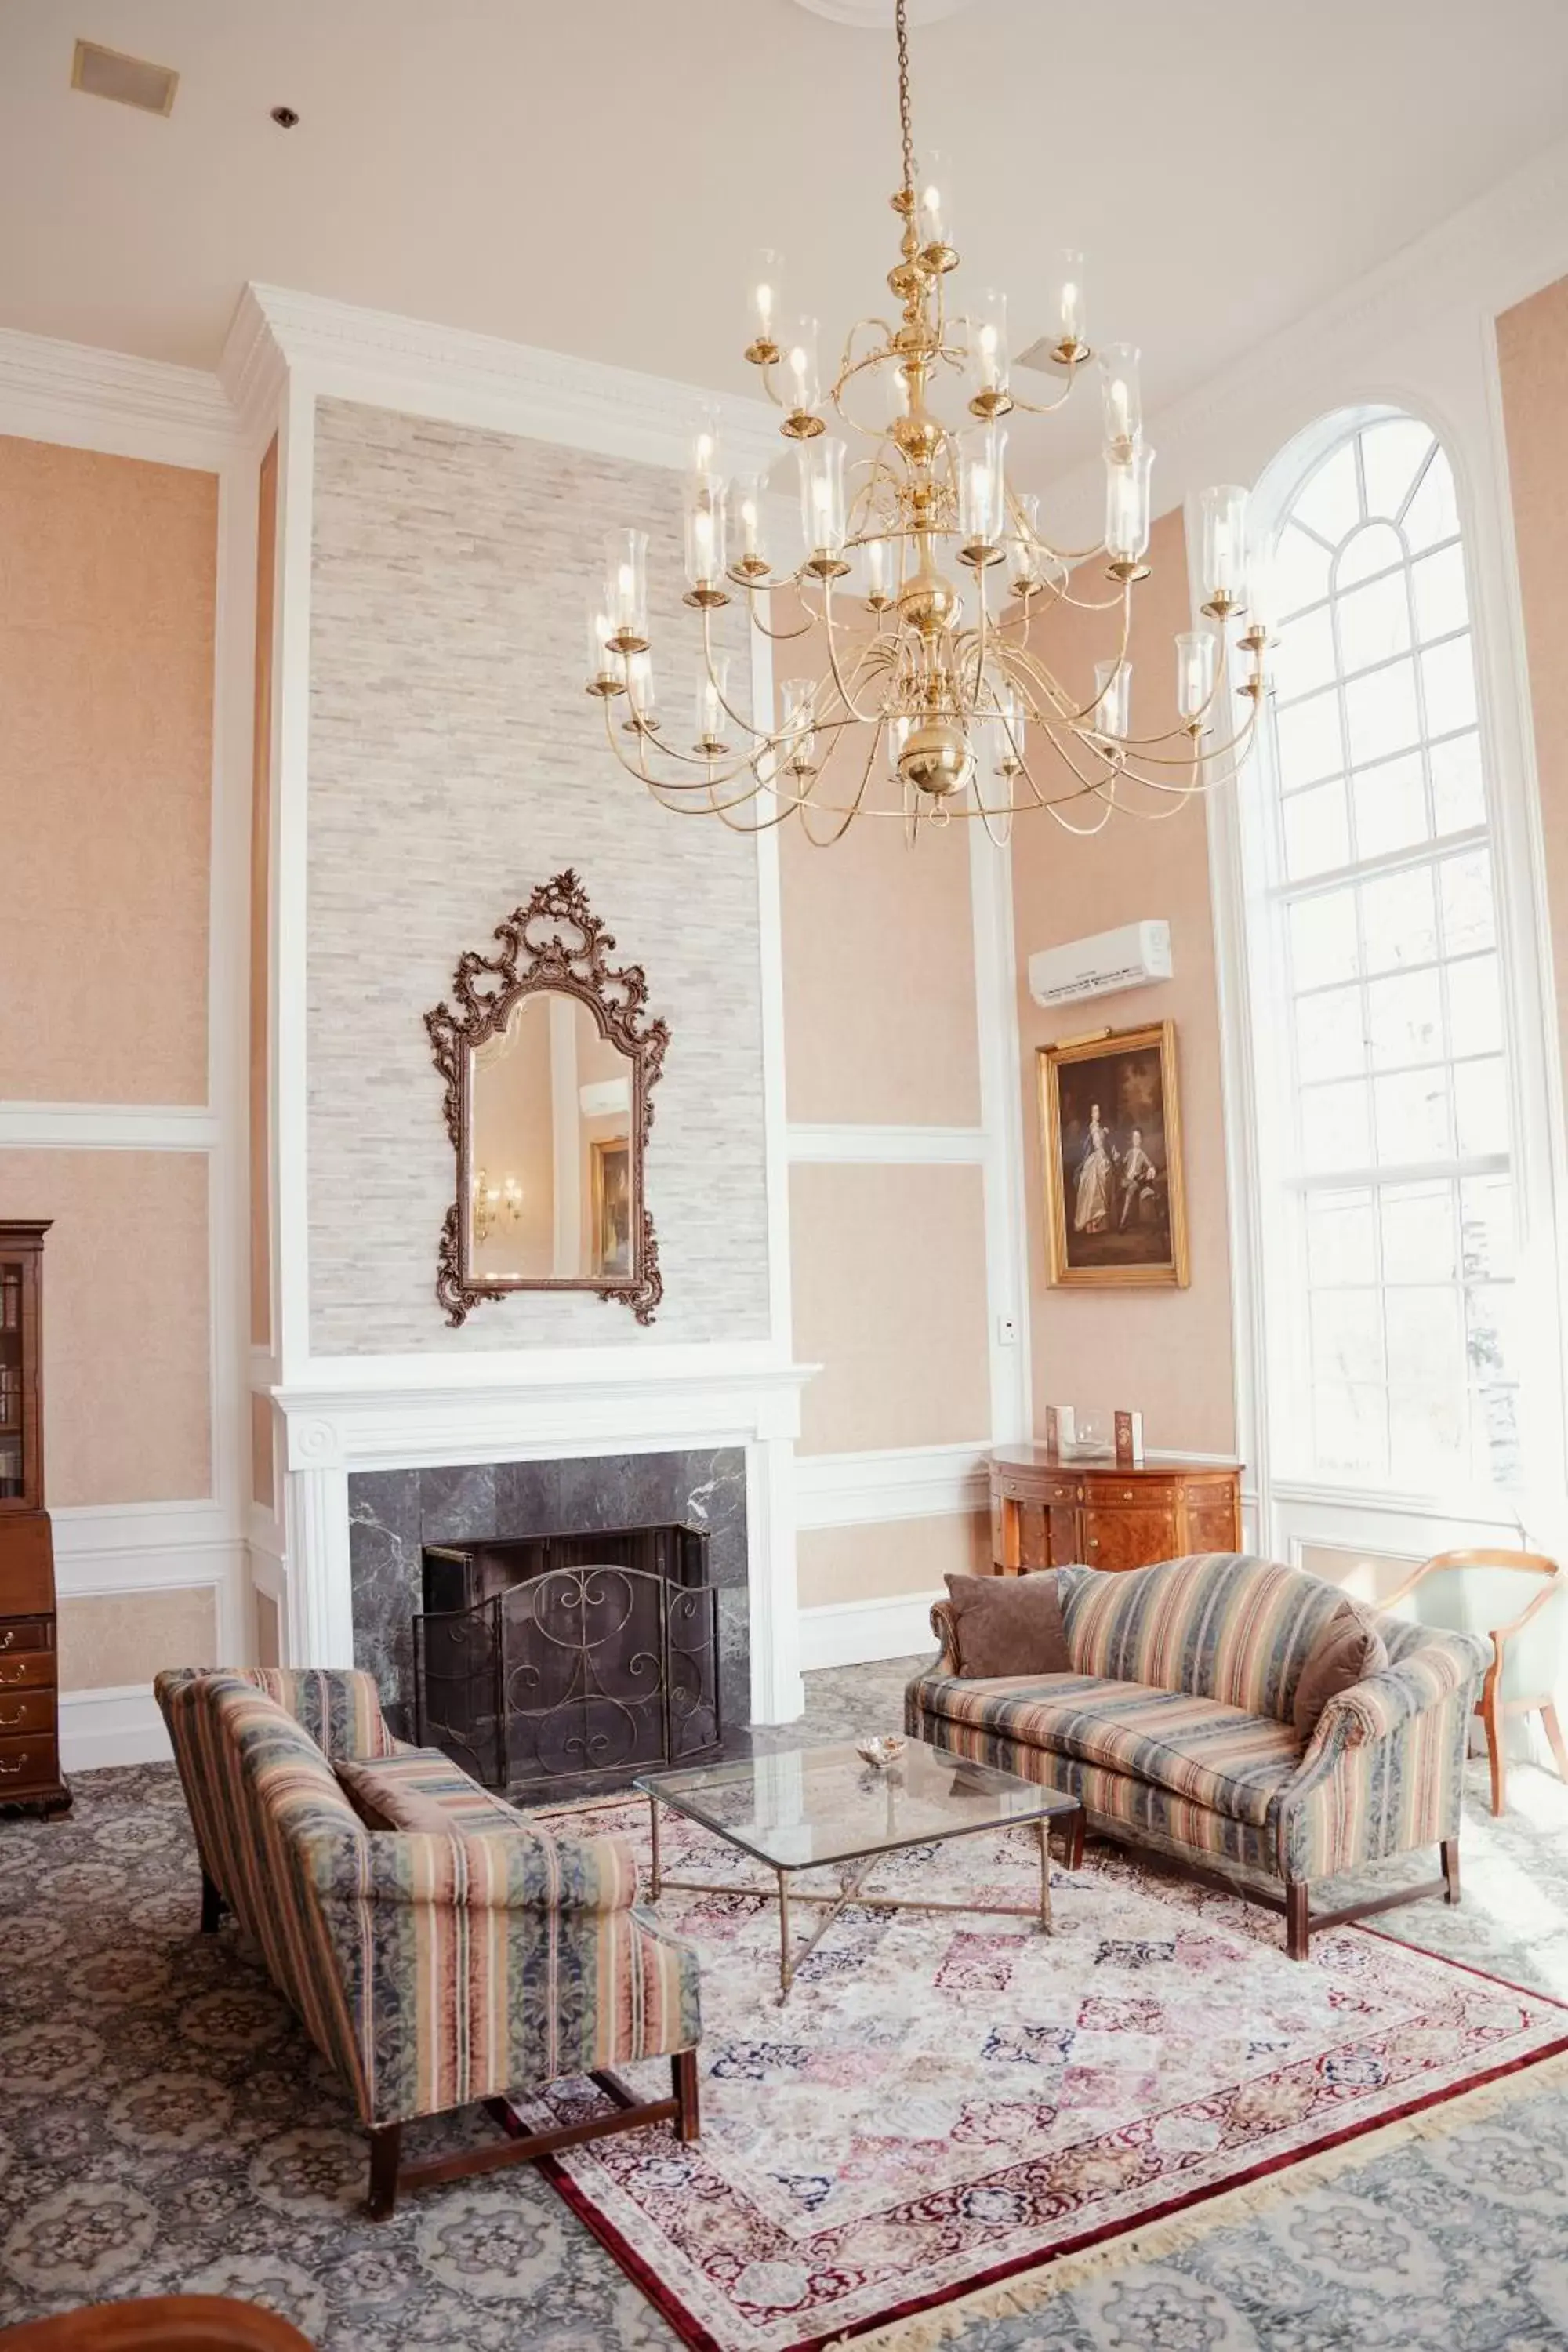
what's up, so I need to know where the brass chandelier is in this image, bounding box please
[586,0,1272,842]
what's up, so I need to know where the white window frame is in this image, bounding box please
[1201,388,1568,1574]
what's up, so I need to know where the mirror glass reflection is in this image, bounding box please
[465,991,635,1283]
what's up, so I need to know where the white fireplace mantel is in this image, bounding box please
[270,1345,817,1725]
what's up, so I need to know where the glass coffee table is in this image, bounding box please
[635,1740,1086,1998]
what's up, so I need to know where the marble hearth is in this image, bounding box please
[347,1447,750,1745]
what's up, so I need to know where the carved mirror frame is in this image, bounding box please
[425,869,668,1328]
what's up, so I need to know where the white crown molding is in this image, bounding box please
[226,282,784,475]
[1044,129,1568,544]
[0,324,235,469]
[217,283,289,446]
[790,0,976,20]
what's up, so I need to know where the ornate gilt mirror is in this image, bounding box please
[425,871,668,1327]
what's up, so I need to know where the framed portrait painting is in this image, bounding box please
[590,1136,633,1279]
[1037,1020,1189,1287]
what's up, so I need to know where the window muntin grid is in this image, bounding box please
[1259,419,1518,1490]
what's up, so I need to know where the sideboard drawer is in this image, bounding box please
[0,1617,52,1657]
[0,1730,58,1793]
[0,1688,53,1738]
[997,1472,1083,1507]
[1084,1478,1179,1507]
[0,1648,54,1690]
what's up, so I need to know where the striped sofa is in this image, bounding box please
[906,1553,1490,1957]
[154,1667,702,2216]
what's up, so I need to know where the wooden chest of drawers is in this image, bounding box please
[0,1221,67,1816]
[989,1444,1243,1577]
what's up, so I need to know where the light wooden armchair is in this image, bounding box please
[1387,1548,1568,1816]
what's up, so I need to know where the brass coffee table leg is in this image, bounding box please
[1038,1816,1052,1933]
[648,1793,662,1902]
[778,1867,793,1996]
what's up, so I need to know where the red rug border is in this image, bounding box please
[535,1797,1568,2352]
[541,2026,1568,2352]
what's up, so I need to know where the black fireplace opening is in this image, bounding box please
[413,1523,723,1797]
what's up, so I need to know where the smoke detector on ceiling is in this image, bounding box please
[789,0,979,24]
[71,38,179,116]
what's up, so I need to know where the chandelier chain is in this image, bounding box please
[896,0,916,200]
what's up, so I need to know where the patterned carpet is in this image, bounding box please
[1,1658,1566,2350]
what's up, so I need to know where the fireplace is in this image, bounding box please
[413,1523,722,1792]
[347,1448,752,1762]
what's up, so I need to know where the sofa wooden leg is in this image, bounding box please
[673,2048,700,2145]
[1441,1837,1461,1906]
[1286,1882,1311,1961]
[200,1871,225,1934]
[1065,1805,1086,1871]
[366,2124,402,2221]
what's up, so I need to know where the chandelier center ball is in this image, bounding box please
[897,568,964,636]
[898,718,974,798]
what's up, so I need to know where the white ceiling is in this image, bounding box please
[5,0,1568,482]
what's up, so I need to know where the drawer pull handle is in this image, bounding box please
[0,1631,13,1652]
[0,1756,23,1776]
[1123,1490,1134,1501]
[0,1707,23,1728]
[0,1666,23,1685]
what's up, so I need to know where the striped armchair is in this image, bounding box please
[154,1668,701,2216]
[907,1553,1489,1957]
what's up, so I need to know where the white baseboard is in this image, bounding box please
[799,1590,942,1673]
[58,1685,172,1773]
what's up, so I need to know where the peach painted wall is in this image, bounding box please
[1013,510,1237,1457]
[1497,278,1568,1109]
[57,1585,216,1693]
[0,435,216,1104]
[250,437,278,1349]
[0,1151,211,1506]
[797,1512,992,1610]
[790,1160,991,1454]
[779,813,980,1127]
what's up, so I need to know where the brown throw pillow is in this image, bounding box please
[1292,1606,1389,1740]
[943,1572,1073,1680]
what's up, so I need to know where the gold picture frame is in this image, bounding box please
[1037,1020,1189,1287]
[590,1135,633,1279]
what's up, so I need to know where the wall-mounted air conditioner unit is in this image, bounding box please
[1027,920,1173,1010]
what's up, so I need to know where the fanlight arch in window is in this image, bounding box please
[1242,409,1518,1494]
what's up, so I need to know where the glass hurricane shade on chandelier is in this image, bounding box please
[586,0,1273,842]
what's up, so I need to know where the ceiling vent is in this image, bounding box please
[71,39,179,116]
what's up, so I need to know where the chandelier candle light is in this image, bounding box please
[586,0,1272,842]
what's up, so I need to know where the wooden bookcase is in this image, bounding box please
[0,1221,69,1813]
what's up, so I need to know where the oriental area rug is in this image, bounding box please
[3,1765,1567,2352]
[522,1793,1568,2352]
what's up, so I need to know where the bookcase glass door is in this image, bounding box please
[0,1255,26,1502]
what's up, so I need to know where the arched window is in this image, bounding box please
[1246,413,1517,1494]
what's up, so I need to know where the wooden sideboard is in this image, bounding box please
[989,1444,1243,1576]
[0,1221,68,1815]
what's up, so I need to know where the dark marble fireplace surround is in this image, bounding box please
[348,1448,750,1751]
